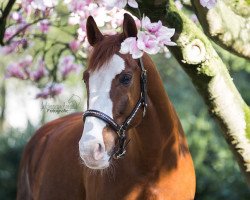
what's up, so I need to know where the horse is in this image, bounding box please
[17,14,196,200]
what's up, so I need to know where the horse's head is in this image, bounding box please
[79,13,145,169]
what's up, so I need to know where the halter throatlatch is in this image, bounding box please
[83,57,147,159]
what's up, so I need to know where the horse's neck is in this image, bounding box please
[128,56,187,172]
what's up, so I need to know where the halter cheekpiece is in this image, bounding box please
[82,57,147,159]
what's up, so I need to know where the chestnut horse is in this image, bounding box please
[17,14,195,200]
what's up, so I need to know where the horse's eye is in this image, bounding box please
[119,74,132,85]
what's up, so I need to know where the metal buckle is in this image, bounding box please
[143,106,147,117]
[112,130,128,159]
[141,70,147,82]
[113,149,126,159]
[117,127,125,137]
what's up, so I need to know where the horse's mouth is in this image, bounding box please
[84,161,110,170]
[81,154,110,170]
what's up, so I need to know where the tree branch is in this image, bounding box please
[136,0,250,185]
[6,18,45,44]
[191,0,250,60]
[0,0,16,45]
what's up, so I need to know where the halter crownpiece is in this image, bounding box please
[82,57,147,159]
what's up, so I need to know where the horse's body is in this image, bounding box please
[17,14,195,200]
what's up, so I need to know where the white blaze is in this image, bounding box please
[79,54,125,152]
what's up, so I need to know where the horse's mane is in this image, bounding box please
[88,34,124,71]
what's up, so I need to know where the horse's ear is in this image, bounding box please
[86,16,103,46]
[123,13,137,38]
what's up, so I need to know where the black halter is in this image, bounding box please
[82,57,147,159]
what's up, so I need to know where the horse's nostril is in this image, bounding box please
[98,143,102,152]
[93,143,105,161]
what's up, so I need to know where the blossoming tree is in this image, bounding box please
[0,0,250,185]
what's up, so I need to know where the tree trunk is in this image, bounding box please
[132,0,250,185]
[191,0,250,60]
[0,0,16,45]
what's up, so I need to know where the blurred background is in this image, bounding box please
[0,1,250,200]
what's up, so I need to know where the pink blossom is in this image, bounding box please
[36,83,63,99]
[4,26,18,41]
[102,29,118,35]
[18,55,33,68]
[6,63,26,80]
[30,59,48,81]
[19,55,33,77]
[142,16,162,34]
[69,40,81,52]
[141,16,176,47]
[108,8,126,28]
[79,19,87,33]
[156,27,176,47]
[127,0,138,8]
[200,0,217,9]
[137,31,160,55]
[0,40,27,55]
[76,13,88,38]
[5,55,33,79]
[67,0,86,13]
[68,13,81,25]
[77,27,87,42]
[66,0,95,18]
[82,39,91,53]
[19,0,33,14]
[66,0,93,11]
[30,0,58,11]
[59,55,81,79]
[0,42,18,55]
[38,19,50,33]
[4,22,28,42]
[11,12,24,23]
[92,7,110,27]
[120,21,176,58]
[120,37,143,59]
[103,0,138,9]
[0,39,28,55]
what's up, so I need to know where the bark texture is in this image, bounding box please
[0,0,16,45]
[133,0,250,185]
[191,0,250,60]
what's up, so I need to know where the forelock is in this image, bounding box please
[88,34,124,71]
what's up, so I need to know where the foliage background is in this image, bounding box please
[0,1,250,200]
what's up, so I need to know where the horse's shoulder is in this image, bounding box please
[17,112,85,199]
[21,112,83,168]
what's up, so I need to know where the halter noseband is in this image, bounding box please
[82,57,147,159]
